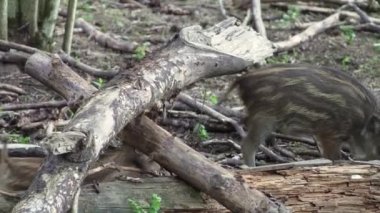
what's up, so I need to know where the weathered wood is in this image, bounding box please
[122,115,288,213]
[2,163,380,212]
[0,144,46,158]
[1,177,226,213]
[13,18,275,213]
[24,53,97,101]
[238,163,380,212]
[78,178,227,213]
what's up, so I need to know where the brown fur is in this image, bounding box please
[234,64,380,166]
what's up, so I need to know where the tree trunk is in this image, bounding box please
[62,0,78,55]
[0,0,7,40]
[38,0,61,50]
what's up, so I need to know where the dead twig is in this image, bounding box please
[348,3,380,33]
[271,3,380,24]
[0,189,21,198]
[258,144,289,163]
[167,109,214,121]
[0,40,115,79]
[0,83,26,95]
[271,132,315,145]
[76,18,137,53]
[274,12,342,52]
[158,117,234,133]
[178,93,246,138]
[201,139,241,151]
[252,0,267,37]
[87,162,158,176]
[239,159,332,173]
[0,100,67,111]
[58,51,119,78]
[273,142,299,160]
[0,91,18,97]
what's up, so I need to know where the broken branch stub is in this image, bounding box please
[13,18,275,212]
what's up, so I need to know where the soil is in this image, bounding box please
[1,0,380,166]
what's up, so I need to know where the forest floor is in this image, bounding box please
[1,0,380,166]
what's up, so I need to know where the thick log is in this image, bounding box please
[0,177,227,213]
[238,162,380,212]
[13,18,275,212]
[2,163,380,212]
[122,115,287,213]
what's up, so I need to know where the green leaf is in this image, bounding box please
[133,44,149,61]
[92,78,105,89]
[194,123,209,141]
[128,199,146,213]
[8,134,30,144]
[148,194,162,213]
[340,26,356,44]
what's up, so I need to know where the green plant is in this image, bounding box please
[340,26,356,44]
[128,194,162,213]
[202,91,218,105]
[194,123,209,141]
[341,55,351,70]
[8,134,30,144]
[280,6,301,25]
[148,194,161,213]
[77,0,94,12]
[92,78,105,89]
[266,52,298,64]
[133,43,149,61]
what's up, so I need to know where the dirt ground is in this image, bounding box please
[1,0,380,165]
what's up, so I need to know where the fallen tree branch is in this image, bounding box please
[178,93,246,138]
[348,3,380,33]
[13,18,276,212]
[0,40,117,79]
[0,144,46,158]
[271,2,380,24]
[0,100,68,111]
[75,18,137,53]
[58,51,119,78]
[201,138,242,151]
[274,12,342,52]
[0,83,26,95]
[233,0,380,10]
[123,115,288,212]
[24,53,97,101]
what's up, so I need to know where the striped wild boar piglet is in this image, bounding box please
[231,64,380,166]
